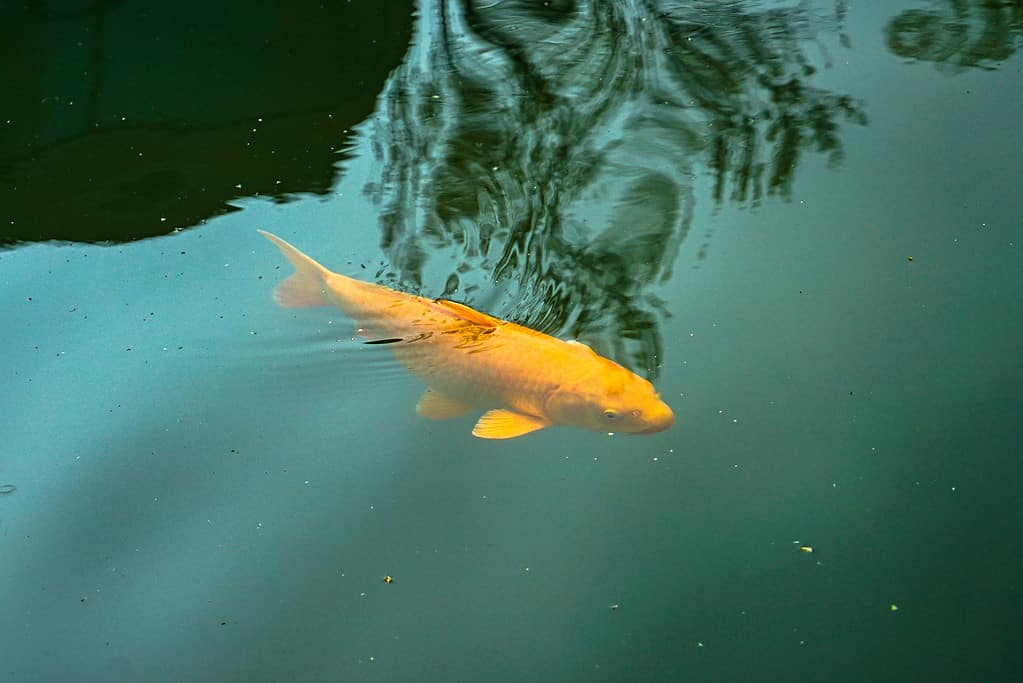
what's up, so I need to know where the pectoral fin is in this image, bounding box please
[472,410,551,439]
[417,389,475,420]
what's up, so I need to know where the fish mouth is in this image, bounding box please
[633,425,670,435]
[632,412,675,435]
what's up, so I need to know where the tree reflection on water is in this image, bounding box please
[885,0,1022,72]
[364,0,866,379]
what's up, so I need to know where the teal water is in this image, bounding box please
[2,2,1021,681]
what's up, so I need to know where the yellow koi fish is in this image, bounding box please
[259,230,675,439]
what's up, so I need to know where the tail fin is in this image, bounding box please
[258,230,332,308]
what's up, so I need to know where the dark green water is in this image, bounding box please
[2,1,1021,681]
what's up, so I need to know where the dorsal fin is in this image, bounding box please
[436,299,503,328]
[566,340,597,354]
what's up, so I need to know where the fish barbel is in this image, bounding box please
[259,230,675,439]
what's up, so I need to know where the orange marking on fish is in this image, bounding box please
[259,230,675,439]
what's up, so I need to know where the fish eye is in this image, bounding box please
[602,409,618,421]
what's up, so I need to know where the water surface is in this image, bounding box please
[2,1,1021,681]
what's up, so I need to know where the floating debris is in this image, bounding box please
[799,546,814,553]
[383,576,394,584]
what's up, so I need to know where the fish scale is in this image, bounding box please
[389,323,598,415]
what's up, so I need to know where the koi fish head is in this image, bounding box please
[545,358,675,435]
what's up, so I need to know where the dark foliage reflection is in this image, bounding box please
[0,1,412,245]
[885,0,1023,71]
[365,0,866,378]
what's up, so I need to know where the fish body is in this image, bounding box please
[259,230,675,439]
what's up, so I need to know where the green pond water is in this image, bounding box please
[1,1,1021,681]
